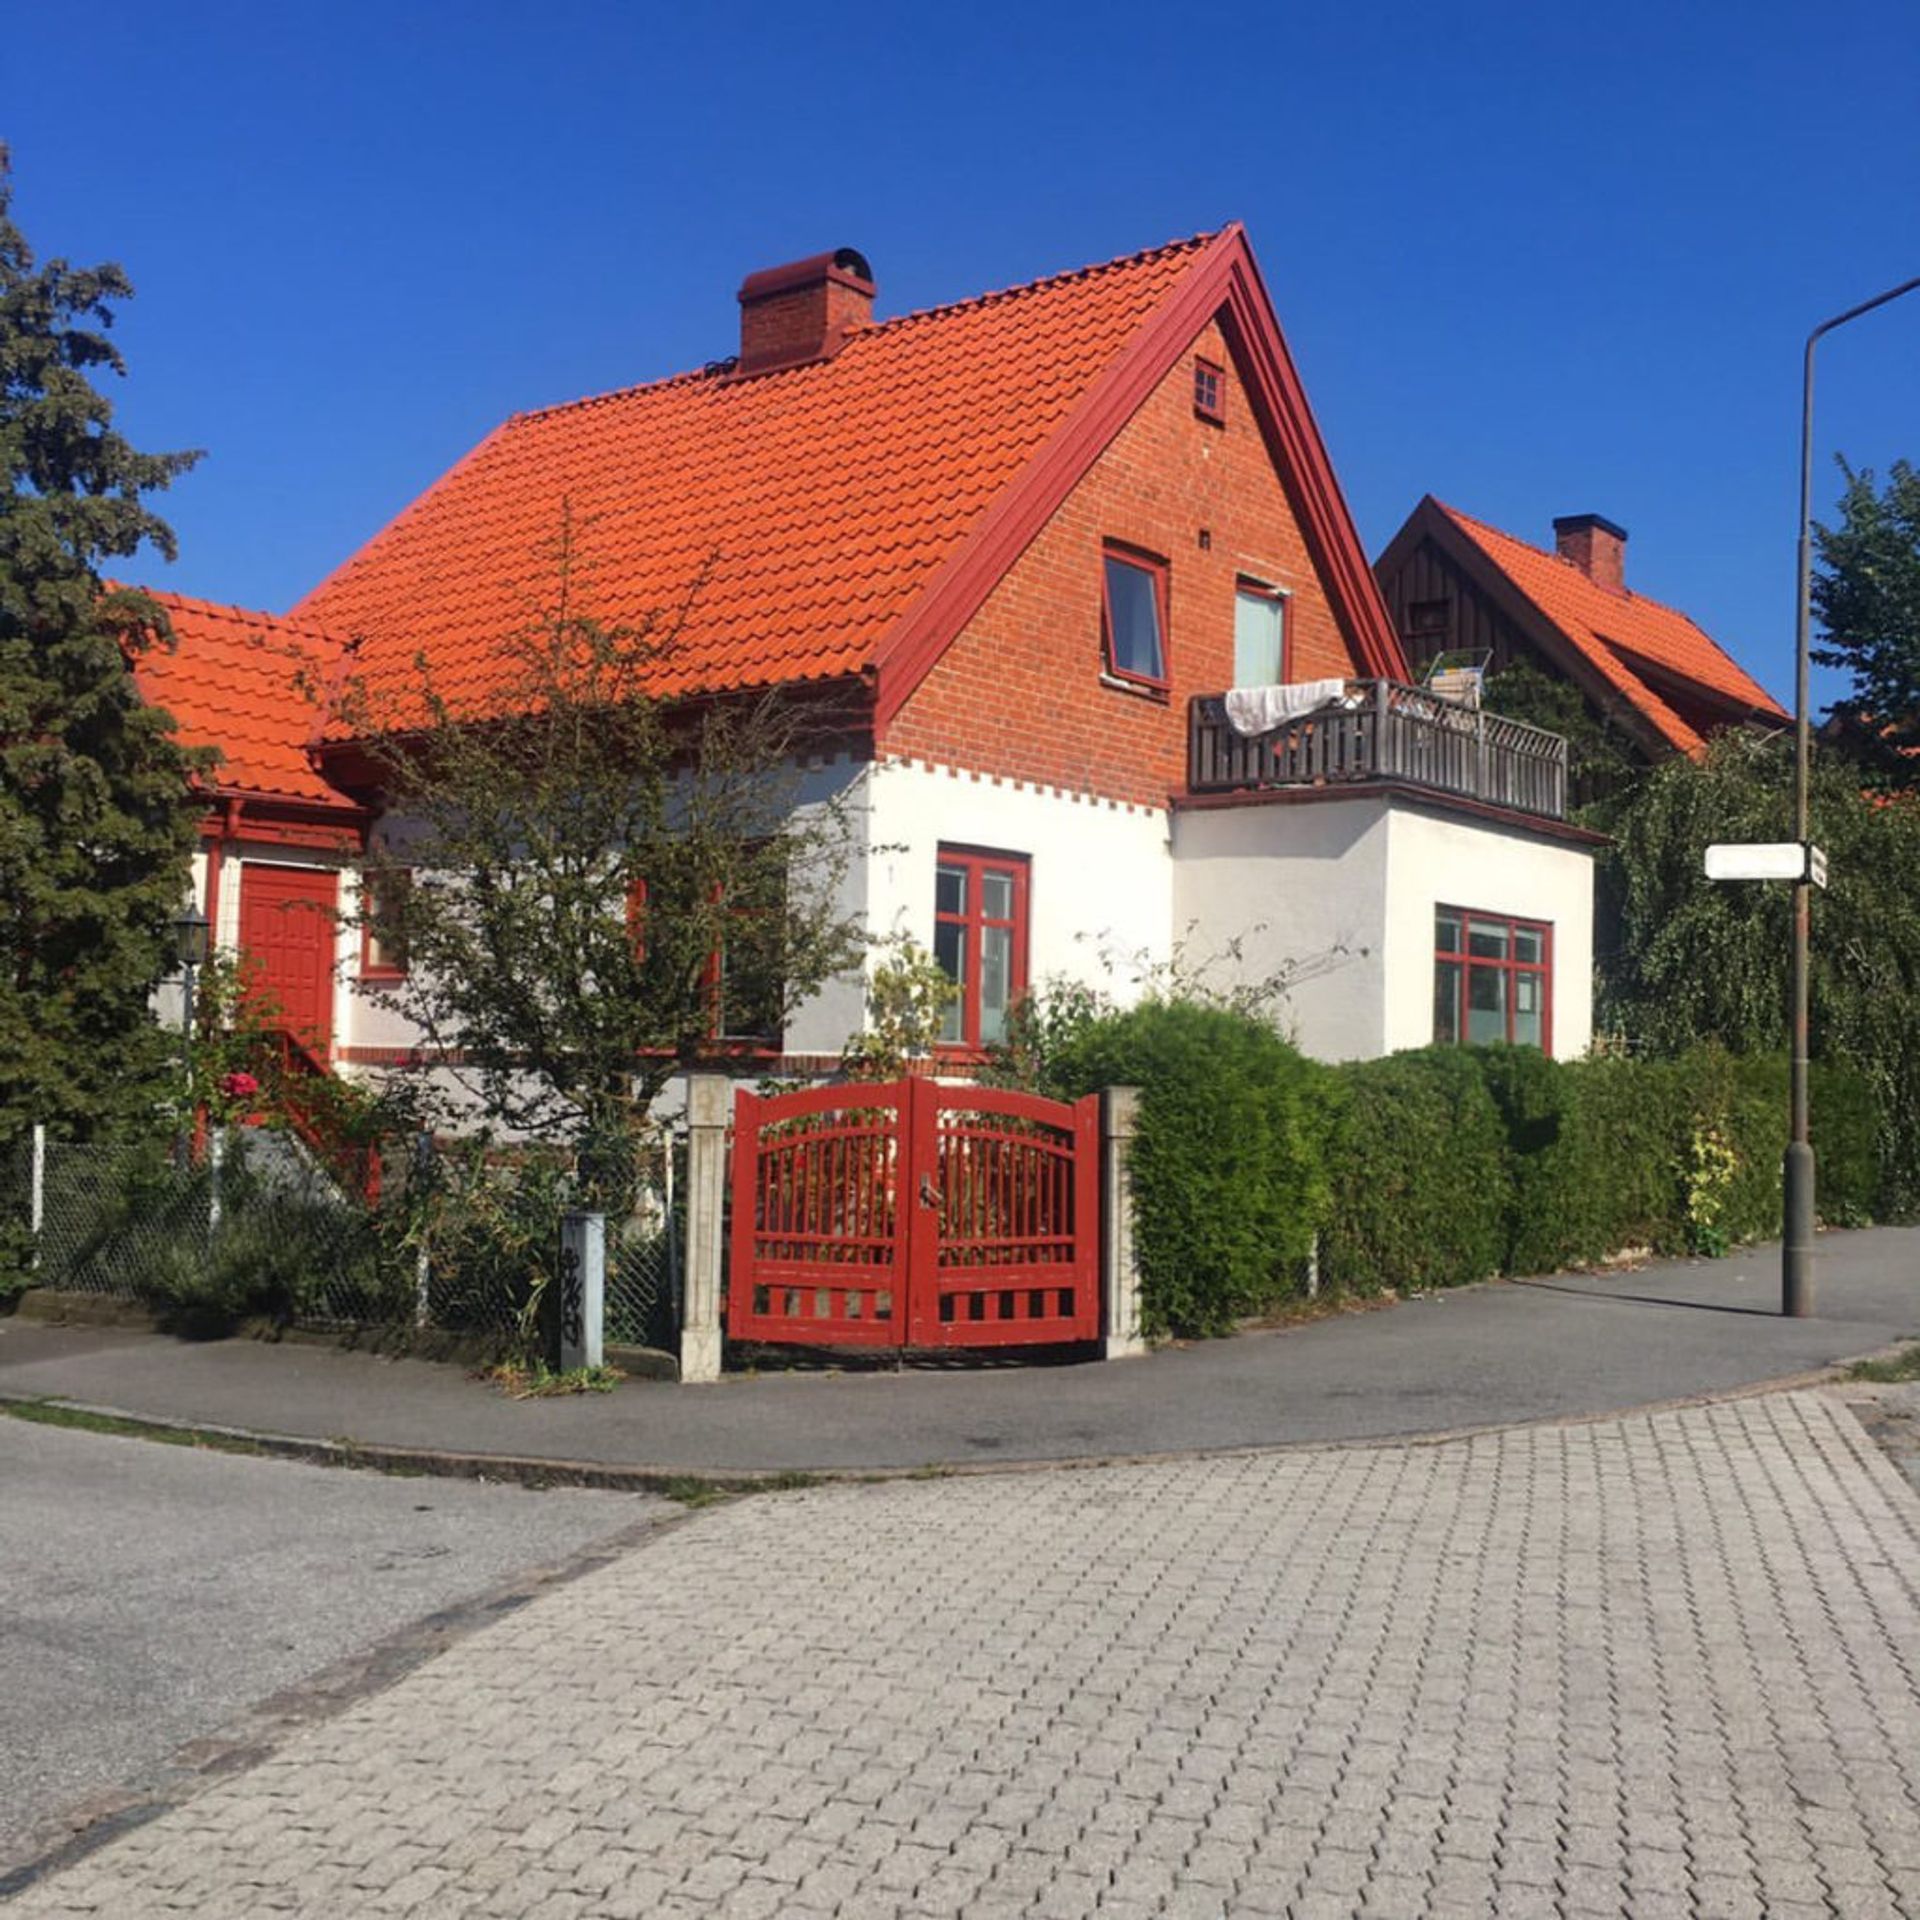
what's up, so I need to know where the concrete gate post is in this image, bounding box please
[680,1072,730,1384]
[1102,1085,1147,1360]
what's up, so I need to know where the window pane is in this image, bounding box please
[1467,964,1507,1044]
[1435,911,1461,955]
[933,919,965,1044]
[718,931,783,1042]
[979,925,1012,1045]
[1468,919,1509,960]
[1514,925,1544,965]
[1233,589,1284,687]
[1513,973,1543,1049]
[981,871,1013,920]
[1434,959,1461,1044]
[1104,555,1164,681]
[935,864,966,918]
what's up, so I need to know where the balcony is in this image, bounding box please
[1187,680,1569,822]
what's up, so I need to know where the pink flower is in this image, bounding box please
[220,1070,260,1100]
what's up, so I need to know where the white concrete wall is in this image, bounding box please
[863,756,1174,1012]
[1171,794,1595,1063]
[1171,797,1393,1060]
[1381,807,1594,1060]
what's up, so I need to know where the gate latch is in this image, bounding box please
[918,1174,941,1209]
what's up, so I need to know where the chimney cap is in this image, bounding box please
[1552,511,1628,543]
[738,248,875,305]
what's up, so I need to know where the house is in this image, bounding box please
[1375,497,1788,763]
[142,229,1599,1078]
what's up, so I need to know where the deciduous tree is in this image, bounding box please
[1813,456,1920,786]
[338,523,865,1190]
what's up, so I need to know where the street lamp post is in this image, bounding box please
[171,904,210,1164]
[1785,271,1920,1318]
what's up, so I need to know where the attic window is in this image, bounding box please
[1406,599,1452,646]
[1193,358,1226,425]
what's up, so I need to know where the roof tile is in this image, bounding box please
[1438,503,1787,755]
[130,591,352,808]
[295,235,1220,731]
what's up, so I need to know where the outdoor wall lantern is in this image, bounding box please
[171,904,211,973]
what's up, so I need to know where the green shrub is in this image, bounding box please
[1043,1000,1332,1338]
[1318,1048,1510,1294]
[1316,1043,1881,1299]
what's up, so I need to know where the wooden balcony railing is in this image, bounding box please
[1188,680,1569,821]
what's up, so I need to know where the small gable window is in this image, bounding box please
[1193,357,1226,425]
[1102,547,1168,689]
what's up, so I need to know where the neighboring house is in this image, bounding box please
[142,229,1599,1075]
[1375,497,1788,761]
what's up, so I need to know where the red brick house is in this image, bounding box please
[145,230,1598,1071]
[1375,497,1788,761]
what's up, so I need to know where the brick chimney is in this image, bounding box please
[736,248,875,375]
[1553,513,1628,593]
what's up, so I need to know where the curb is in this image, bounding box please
[4,1346,1909,1494]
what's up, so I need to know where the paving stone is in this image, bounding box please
[6,1390,1920,1920]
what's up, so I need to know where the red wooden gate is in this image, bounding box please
[726,1078,1101,1350]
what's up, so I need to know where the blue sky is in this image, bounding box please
[8,0,1918,709]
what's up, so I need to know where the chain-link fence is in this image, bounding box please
[606,1132,683,1352]
[5,1122,684,1357]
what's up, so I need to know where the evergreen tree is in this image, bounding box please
[0,148,207,1145]
[1812,456,1920,787]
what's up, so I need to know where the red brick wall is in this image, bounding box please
[881,318,1364,807]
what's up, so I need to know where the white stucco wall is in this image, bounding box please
[1171,797,1394,1060]
[862,756,1174,1016]
[1171,794,1594,1063]
[1381,807,1594,1060]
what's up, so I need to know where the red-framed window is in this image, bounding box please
[934,847,1029,1052]
[623,862,785,1049]
[1193,357,1226,425]
[359,868,411,978]
[1433,907,1551,1050]
[1101,544,1169,690]
[1233,579,1288,687]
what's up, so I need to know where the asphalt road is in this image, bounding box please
[0,1421,655,1872]
[4,1226,1917,1472]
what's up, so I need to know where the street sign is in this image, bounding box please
[1704,842,1822,883]
[1809,844,1829,889]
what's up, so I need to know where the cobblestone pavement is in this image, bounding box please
[11,1390,1920,1919]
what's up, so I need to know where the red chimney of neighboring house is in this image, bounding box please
[736,248,875,375]
[1553,513,1628,593]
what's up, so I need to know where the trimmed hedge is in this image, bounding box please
[1037,999,1883,1334]
[1322,1043,1880,1296]
[1043,1000,1331,1338]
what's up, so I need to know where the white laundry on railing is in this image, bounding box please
[1222,678,1350,736]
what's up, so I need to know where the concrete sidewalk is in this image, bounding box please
[2,1227,1916,1477]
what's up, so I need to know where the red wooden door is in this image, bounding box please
[726,1078,1100,1351]
[237,864,339,1063]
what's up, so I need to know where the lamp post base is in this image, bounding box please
[1782,1139,1816,1317]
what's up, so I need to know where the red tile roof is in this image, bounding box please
[294,234,1226,732]
[1437,503,1787,755]
[129,590,352,808]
